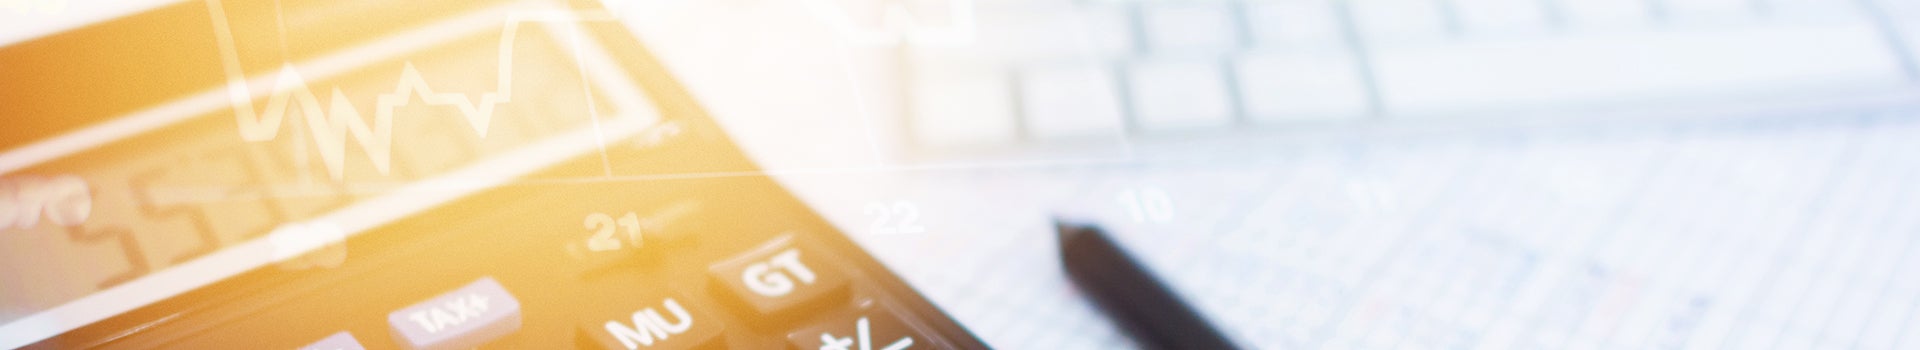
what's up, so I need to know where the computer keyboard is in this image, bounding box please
[0,0,986,348]
[895,0,1920,149]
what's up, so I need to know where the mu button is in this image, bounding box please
[708,234,852,318]
[578,293,725,350]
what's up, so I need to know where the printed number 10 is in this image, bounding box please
[1117,187,1173,223]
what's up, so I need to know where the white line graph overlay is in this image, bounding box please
[206,0,615,179]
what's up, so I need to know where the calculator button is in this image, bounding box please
[707,235,851,317]
[786,305,933,350]
[298,332,366,350]
[385,277,522,350]
[577,293,726,349]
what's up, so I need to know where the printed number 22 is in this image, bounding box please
[865,201,925,235]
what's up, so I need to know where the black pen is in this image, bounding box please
[1056,219,1240,350]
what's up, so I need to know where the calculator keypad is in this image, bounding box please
[99,140,982,349]
[44,15,985,345]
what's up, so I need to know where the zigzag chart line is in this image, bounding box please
[205,0,615,179]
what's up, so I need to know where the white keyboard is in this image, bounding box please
[897,0,1920,149]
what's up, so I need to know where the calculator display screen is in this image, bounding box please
[0,3,658,340]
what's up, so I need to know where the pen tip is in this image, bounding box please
[1052,217,1087,242]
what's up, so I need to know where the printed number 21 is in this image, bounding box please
[865,201,925,235]
[585,212,641,252]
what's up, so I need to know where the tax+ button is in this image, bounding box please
[385,277,522,350]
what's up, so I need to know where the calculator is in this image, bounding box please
[0,0,985,348]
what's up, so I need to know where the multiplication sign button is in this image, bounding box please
[786,305,938,350]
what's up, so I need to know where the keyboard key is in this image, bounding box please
[1349,0,1451,42]
[984,3,1133,62]
[786,302,931,350]
[386,277,522,350]
[1234,52,1370,122]
[1763,0,1859,19]
[707,235,852,318]
[298,332,366,350]
[1138,3,1241,53]
[1018,64,1128,139]
[1898,14,1920,68]
[1244,0,1345,49]
[1125,60,1237,130]
[1370,23,1905,116]
[907,47,1018,147]
[1558,0,1653,26]
[1665,0,1756,19]
[1066,4,1140,56]
[804,0,972,46]
[1879,0,1920,18]
[578,293,725,350]
[1452,0,1549,32]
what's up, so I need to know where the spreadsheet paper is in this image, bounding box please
[787,104,1920,349]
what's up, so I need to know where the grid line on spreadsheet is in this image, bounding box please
[1304,149,1495,349]
[1841,145,1920,348]
[840,104,1920,349]
[1710,126,1867,350]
